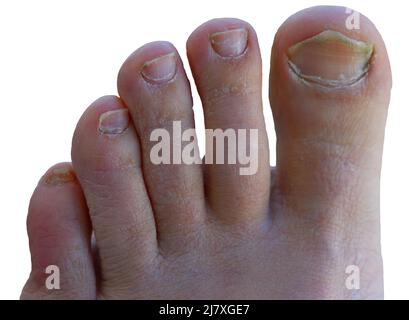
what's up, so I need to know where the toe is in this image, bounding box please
[187,18,270,223]
[117,42,206,248]
[269,6,391,250]
[71,96,157,290]
[21,163,96,299]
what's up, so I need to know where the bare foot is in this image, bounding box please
[21,6,391,299]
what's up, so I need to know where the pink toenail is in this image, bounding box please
[141,52,177,84]
[98,109,130,135]
[210,28,248,57]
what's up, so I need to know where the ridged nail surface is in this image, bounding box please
[288,30,374,88]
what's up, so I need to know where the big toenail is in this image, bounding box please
[141,52,177,84]
[98,109,130,135]
[210,28,248,57]
[42,168,76,186]
[287,30,374,88]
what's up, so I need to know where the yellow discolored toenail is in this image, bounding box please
[287,30,374,88]
[42,168,76,186]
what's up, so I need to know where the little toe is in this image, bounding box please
[21,163,96,299]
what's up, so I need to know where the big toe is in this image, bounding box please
[269,5,391,297]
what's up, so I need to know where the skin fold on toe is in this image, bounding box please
[23,5,391,300]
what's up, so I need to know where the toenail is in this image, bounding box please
[210,28,248,57]
[98,109,130,135]
[141,52,177,84]
[287,30,374,88]
[42,168,76,186]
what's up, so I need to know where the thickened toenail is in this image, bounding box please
[210,28,248,57]
[141,52,177,84]
[42,168,76,186]
[287,30,374,88]
[98,109,130,135]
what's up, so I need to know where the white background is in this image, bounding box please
[0,0,407,299]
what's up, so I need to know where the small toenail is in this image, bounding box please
[287,30,374,88]
[42,168,76,186]
[141,52,177,84]
[98,109,130,135]
[210,28,248,58]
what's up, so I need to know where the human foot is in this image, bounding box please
[21,6,391,299]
